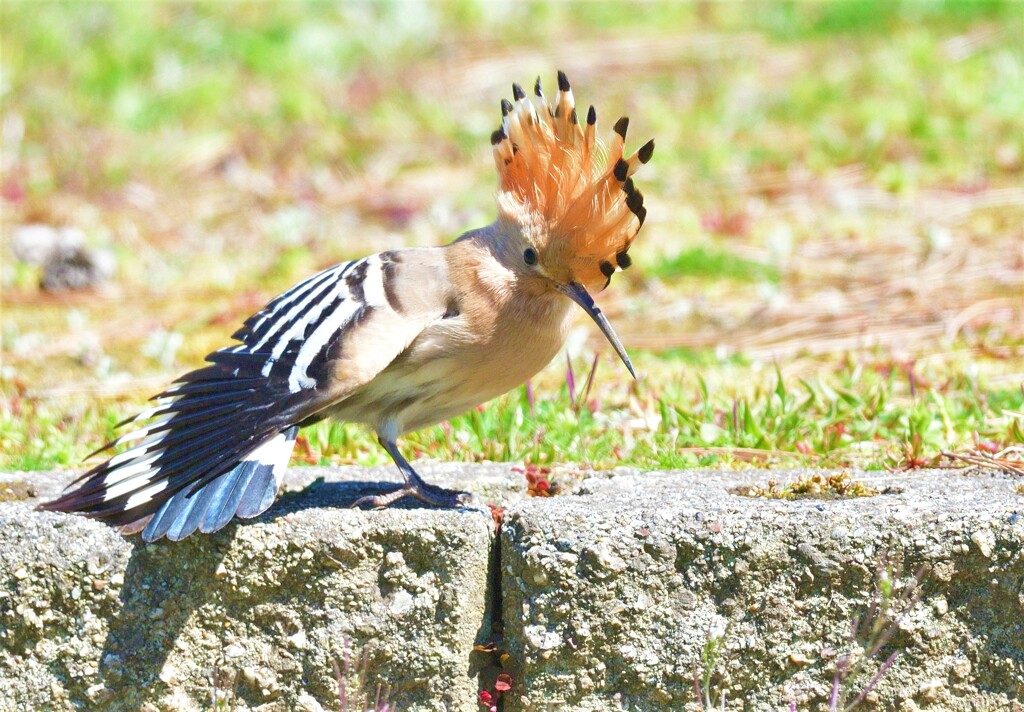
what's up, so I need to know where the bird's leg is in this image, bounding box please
[351,437,472,509]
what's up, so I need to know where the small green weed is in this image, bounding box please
[692,618,729,710]
[333,639,395,712]
[827,563,924,710]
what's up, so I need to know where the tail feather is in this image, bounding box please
[138,452,265,541]
[139,482,194,541]
[234,459,279,518]
[139,427,297,542]
[199,461,262,531]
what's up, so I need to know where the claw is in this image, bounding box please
[351,482,472,509]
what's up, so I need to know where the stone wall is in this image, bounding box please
[1,466,1021,710]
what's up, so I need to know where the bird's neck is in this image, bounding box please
[444,225,573,343]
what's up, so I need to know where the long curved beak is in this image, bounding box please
[558,282,636,380]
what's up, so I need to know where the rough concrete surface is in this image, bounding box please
[0,465,497,711]
[2,466,1023,711]
[501,468,1024,711]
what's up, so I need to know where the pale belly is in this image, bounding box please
[329,297,573,435]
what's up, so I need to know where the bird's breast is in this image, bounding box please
[335,290,574,433]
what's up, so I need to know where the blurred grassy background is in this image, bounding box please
[2,1,1022,475]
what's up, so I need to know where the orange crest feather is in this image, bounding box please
[491,71,654,289]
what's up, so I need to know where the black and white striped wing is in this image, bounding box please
[43,254,419,542]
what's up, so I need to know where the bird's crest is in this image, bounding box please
[491,71,654,290]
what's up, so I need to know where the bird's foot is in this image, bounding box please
[352,481,473,510]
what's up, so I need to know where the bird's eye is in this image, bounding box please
[523,247,538,266]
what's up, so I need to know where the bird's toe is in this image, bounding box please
[350,483,472,510]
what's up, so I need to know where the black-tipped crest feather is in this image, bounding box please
[638,139,655,164]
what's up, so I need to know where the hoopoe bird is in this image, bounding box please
[42,71,653,542]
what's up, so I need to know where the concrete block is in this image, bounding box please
[0,467,495,711]
[500,469,1024,710]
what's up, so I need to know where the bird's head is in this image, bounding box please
[491,71,653,379]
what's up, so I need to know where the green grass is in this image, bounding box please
[4,352,1021,474]
[1,2,1022,480]
[652,246,779,284]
